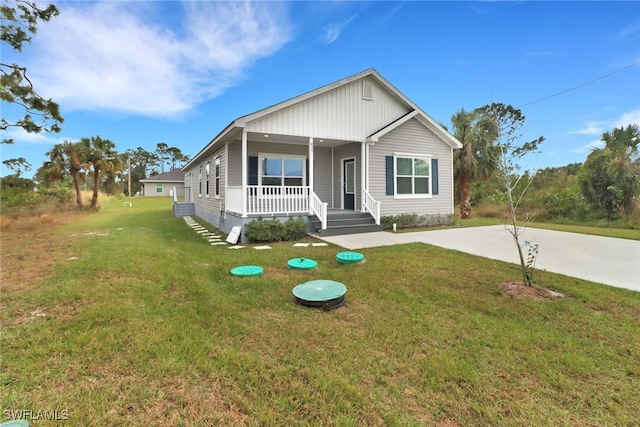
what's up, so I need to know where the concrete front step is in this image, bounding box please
[316,223,384,237]
[311,209,382,236]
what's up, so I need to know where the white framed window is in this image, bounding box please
[205,161,210,197]
[214,157,221,198]
[258,154,305,186]
[198,166,202,197]
[394,154,431,198]
[155,183,163,193]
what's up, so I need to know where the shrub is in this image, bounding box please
[381,213,454,230]
[281,217,308,241]
[245,216,308,242]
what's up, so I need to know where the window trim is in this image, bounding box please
[198,166,202,197]
[214,156,221,199]
[393,153,432,199]
[257,153,306,187]
[155,183,163,193]
[205,161,210,198]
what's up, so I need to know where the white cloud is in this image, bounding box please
[2,126,59,145]
[570,109,640,153]
[571,139,605,154]
[613,109,640,128]
[30,1,291,118]
[617,22,640,41]
[567,121,606,135]
[321,14,357,44]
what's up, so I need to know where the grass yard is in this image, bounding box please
[1,198,639,426]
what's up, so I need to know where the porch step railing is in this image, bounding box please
[310,190,328,230]
[362,189,381,225]
[172,186,191,203]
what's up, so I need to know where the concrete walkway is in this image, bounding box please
[319,226,640,292]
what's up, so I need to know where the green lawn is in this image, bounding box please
[2,198,639,426]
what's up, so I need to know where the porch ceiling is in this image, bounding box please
[246,132,356,148]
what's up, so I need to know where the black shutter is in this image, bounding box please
[431,158,439,195]
[248,156,258,185]
[306,158,310,187]
[385,156,394,195]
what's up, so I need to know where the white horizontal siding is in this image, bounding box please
[369,118,454,216]
[245,77,410,141]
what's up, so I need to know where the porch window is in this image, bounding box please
[260,156,305,186]
[205,162,210,196]
[395,155,431,197]
[214,157,220,197]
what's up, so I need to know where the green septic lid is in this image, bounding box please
[0,421,30,427]
[230,265,264,277]
[287,257,318,270]
[292,280,347,302]
[336,251,364,264]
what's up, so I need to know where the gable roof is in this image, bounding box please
[140,169,184,183]
[186,69,460,168]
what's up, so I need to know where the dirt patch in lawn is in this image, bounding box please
[0,212,86,294]
[499,280,565,301]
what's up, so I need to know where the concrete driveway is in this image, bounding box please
[319,226,640,292]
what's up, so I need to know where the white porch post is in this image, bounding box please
[360,140,366,212]
[241,130,248,217]
[308,137,314,213]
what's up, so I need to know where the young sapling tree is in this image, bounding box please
[478,103,545,286]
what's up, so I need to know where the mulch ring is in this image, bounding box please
[499,280,565,301]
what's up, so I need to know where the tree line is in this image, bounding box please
[451,106,639,223]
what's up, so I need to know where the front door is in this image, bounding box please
[343,158,355,210]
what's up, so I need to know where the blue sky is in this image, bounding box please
[2,0,639,178]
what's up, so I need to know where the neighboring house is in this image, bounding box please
[180,68,462,242]
[140,169,185,197]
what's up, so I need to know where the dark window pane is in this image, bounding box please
[414,177,429,194]
[262,177,281,186]
[284,177,303,186]
[397,177,412,194]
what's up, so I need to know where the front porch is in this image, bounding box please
[223,184,381,232]
[174,184,383,239]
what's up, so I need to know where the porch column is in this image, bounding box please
[360,140,366,212]
[308,137,314,195]
[241,130,248,217]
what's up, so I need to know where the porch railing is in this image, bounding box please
[225,186,312,216]
[363,189,381,225]
[310,190,328,230]
[172,186,191,203]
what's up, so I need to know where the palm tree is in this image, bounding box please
[42,140,87,206]
[451,108,500,219]
[82,136,120,208]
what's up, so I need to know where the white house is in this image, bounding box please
[140,169,184,197]
[180,69,461,241]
